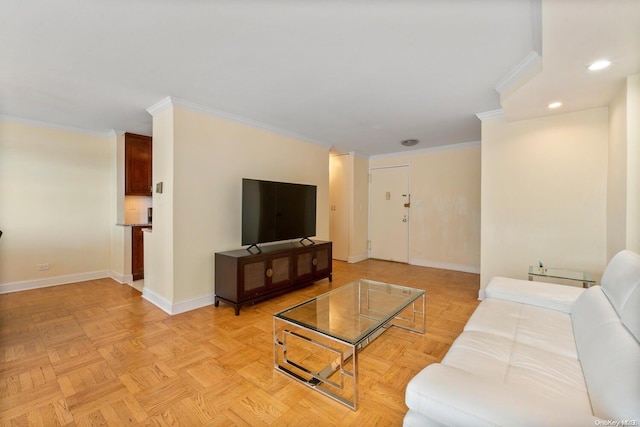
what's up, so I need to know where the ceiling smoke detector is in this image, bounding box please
[401,139,420,147]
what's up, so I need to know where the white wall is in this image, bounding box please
[369,143,481,273]
[480,108,608,290]
[0,120,113,291]
[146,101,330,312]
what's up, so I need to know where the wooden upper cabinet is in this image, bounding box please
[125,133,152,196]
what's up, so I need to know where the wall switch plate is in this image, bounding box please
[156,182,163,193]
[37,263,50,271]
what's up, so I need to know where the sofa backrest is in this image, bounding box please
[600,250,640,341]
[571,250,640,421]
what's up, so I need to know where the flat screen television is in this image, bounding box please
[242,178,317,248]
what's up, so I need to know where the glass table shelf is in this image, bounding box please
[528,266,596,288]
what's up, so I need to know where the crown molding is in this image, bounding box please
[494,50,542,95]
[369,140,481,160]
[0,114,116,138]
[146,96,332,149]
[531,0,542,56]
[146,96,173,116]
[475,109,505,120]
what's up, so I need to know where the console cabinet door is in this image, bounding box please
[268,253,294,289]
[238,257,268,299]
[313,244,332,277]
[295,249,315,283]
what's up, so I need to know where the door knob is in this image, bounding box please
[402,215,407,223]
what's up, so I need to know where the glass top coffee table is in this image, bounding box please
[273,279,425,409]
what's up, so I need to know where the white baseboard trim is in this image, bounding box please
[409,258,480,274]
[109,271,133,285]
[142,288,214,315]
[0,270,111,294]
[172,294,215,315]
[128,280,144,292]
[347,253,369,264]
[142,288,173,314]
[478,289,486,300]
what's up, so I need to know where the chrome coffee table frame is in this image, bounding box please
[273,279,425,410]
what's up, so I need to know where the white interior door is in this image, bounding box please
[369,166,409,263]
[329,155,349,261]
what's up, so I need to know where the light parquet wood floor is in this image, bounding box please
[0,260,480,426]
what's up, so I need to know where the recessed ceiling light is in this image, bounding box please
[401,139,419,147]
[548,102,562,109]
[588,60,611,71]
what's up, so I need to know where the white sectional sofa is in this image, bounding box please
[405,250,640,426]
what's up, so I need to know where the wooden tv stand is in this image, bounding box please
[214,240,332,315]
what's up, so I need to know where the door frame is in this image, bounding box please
[368,164,411,262]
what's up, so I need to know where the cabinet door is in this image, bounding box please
[132,226,148,280]
[239,257,268,298]
[125,133,152,196]
[268,253,293,289]
[294,249,315,282]
[313,244,332,277]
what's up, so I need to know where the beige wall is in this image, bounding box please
[146,102,330,310]
[350,154,369,262]
[110,133,128,283]
[480,108,608,290]
[0,120,113,289]
[328,152,369,263]
[627,74,640,253]
[145,107,175,304]
[329,154,350,261]
[607,80,629,259]
[606,73,640,259]
[370,143,481,272]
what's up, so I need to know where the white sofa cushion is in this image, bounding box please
[404,364,600,427]
[485,276,585,313]
[463,297,578,358]
[440,298,591,414]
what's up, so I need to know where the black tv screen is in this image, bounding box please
[242,179,317,246]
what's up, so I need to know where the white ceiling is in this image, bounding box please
[1,1,638,156]
[502,0,640,122]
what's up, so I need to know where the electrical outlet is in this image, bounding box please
[36,263,50,271]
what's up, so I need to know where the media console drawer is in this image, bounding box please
[214,241,332,315]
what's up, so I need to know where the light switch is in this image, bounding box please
[156,182,163,193]
[385,192,391,200]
